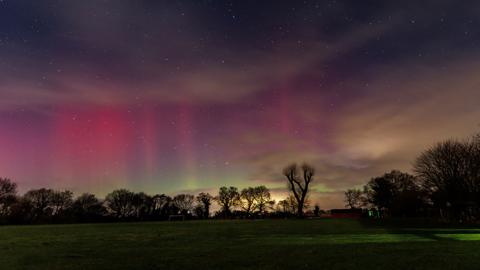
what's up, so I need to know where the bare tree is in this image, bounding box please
[240,187,256,216]
[0,178,17,217]
[23,188,56,219]
[215,186,240,217]
[253,186,274,214]
[105,189,135,218]
[283,163,315,216]
[344,189,364,209]
[152,194,172,218]
[50,190,73,216]
[173,194,194,215]
[277,195,298,215]
[414,135,480,220]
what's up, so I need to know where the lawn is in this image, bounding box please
[1,219,480,270]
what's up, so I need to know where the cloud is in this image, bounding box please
[0,13,391,110]
[220,51,480,208]
[2,1,480,210]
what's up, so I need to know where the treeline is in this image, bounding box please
[345,134,480,222]
[0,161,319,225]
[0,181,316,225]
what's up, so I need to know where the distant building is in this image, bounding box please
[329,208,363,219]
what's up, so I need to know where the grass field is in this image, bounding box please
[1,219,480,270]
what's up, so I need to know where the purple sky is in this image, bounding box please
[1,1,480,208]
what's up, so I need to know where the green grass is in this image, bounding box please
[1,219,480,270]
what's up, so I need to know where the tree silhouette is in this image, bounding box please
[283,163,314,217]
[276,195,298,216]
[215,186,240,217]
[105,189,135,219]
[277,199,289,215]
[364,170,423,217]
[152,194,172,219]
[71,193,106,222]
[131,192,153,220]
[196,192,213,218]
[50,190,73,217]
[0,178,17,218]
[173,194,194,215]
[240,187,256,216]
[23,188,56,221]
[253,186,274,215]
[344,189,364,209]
[414,135,480,221]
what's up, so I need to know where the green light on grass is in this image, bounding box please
[435,234,480,241]
[255,232,480,245]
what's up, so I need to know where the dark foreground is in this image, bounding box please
[1,219,480,270]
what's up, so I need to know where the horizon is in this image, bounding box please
[1,1,480,209]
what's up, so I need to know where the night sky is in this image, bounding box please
[1,1,480,208]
